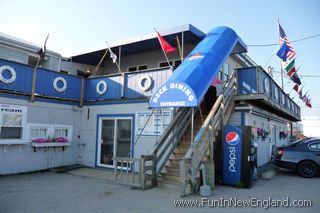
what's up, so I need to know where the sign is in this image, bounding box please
[0,104,27,114]
[136,110,172,136]
[223,125,242,185]
[149,81,197,108]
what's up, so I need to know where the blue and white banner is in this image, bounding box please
[149,81,197,108]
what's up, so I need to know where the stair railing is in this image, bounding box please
[180,71,237,196]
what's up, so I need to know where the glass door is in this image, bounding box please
[99,119,115,167]
[97,117,132,168]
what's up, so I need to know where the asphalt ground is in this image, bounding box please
[0,168,319,213]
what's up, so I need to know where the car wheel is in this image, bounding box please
[298,161,318,178]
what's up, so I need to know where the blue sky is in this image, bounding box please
[1,0,320,118]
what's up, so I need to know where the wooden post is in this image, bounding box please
[141,156,145,190]
[80,77,85,107]
[179,158,186,197]
[30,59,40,102]
[151,155,157,187]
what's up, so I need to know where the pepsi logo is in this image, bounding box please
[226,132,240,146]
[188,52,204,61]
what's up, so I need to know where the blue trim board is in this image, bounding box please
[95,113,135,168]
[241,112,246,126]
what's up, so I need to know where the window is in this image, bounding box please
[60,70,69,74]
[54,128,69,138]
[27,124,72,142]
[30,128,47,139]
[309,142,320,150]
[128,65,148,72]
[159,61,173,68]
[128,66,137,72]
[0,114,23,139]
[159,60,181,68]
[174,60,182,67]
[138,65,148,71]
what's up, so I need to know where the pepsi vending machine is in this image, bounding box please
[222,125,254,188]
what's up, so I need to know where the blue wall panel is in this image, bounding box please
[85,75,122,101]
[35,69,82,100]
[125,69,172,99]
[271,80,280,105]
[259,70,271,97]
[237,67,257,95]
[0,59,33,94]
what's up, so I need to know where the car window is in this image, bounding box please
[309,141,320,150]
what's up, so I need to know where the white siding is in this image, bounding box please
[0,97,80,175]
[246,112,287,166]
[79,102,169,167]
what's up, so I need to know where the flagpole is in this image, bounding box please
[30,33,49,102]
[277,19,284,90]
[106,41,122,73]
[90,48,109,78]
[176,35,183,62]
[154,28,171,67]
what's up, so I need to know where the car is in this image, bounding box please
[272,138,320,178]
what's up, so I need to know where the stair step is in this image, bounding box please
[158,179,180,190]
[169,158,181,166]
[173,152,185,158]
[163,167,180,176]
[161,173,180,182]
[175,146,190,153]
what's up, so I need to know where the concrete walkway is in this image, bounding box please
[0,169,319,213]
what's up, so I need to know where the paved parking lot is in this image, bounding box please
[0,169,319,213]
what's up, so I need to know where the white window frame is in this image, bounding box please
[27,124,50,141]
[27,124,73,142]
[0,104,27,144]
[51,124,73,141]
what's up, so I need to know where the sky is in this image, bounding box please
[1,0,320,125]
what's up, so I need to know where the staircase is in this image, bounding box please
[113,71,237,195]
[160,107,208,188]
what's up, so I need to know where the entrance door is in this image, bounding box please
[97,117,132,168]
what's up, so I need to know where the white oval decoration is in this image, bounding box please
[281,93,285,105]
[96,80,107,95]
[274,86,278,100]
[264,78,270,93]
[53,77,67,93]
[138,75,152,91]
[0,65,16,84]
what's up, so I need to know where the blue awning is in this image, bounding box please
[149,26,247,108]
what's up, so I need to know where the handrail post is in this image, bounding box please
[191,107,194,146]
[152,155,157,187]
[179,158,186,197]
[141,156,146,190]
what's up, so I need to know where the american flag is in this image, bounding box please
[279,24,296,61]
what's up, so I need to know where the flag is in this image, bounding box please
[211,78,224,87]
[298,88,303,99]
[293,84,299,92]
[302,94,307,103]
[291,73,301,85]
[276,42,289,61]
[156,31,176,53]
[279,23,296,61]
[37,33,49,65]
[306,98,312,108]
[108,48,117,63]
[284,59,296,77]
